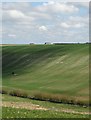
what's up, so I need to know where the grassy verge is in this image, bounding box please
[2,94,89,112]
[2,94,90,118]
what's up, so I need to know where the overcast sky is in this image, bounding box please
[2,2,89,44]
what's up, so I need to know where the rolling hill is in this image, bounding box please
[2,44,89,105]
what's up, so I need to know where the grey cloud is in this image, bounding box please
[2,2,89,44]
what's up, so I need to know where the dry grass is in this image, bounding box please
[1,89,89,107]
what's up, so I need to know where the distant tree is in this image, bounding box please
[12,72,17,76]
[30,43,34,45]
[45,42,51,45]
[12,72,15,75]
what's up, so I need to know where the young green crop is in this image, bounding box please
[2,44,89,105]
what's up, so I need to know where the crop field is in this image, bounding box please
[2,94,90,118]
[1,44,90,118]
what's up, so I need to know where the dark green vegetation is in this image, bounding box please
[2,94,89,118]
[2,44,89,105]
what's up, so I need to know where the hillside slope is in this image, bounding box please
[2,44,89,104]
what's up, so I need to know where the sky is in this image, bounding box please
[2,2,89,44]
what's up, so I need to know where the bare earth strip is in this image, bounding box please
[2,102,47,111]
[1,102,91,115]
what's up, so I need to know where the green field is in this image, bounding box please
[2,94,89,118]
[2,44,90,118]
[2,44,89,104]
